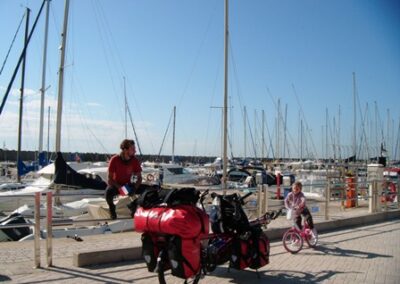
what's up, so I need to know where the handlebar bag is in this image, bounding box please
[134,205,209,238]
[168,236,201,279]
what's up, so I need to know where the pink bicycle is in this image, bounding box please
[282,217,318,254]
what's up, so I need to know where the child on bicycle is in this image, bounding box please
[284,181,316,236]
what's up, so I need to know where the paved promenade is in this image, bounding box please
[1,219,399,283]
[1,202,399,283]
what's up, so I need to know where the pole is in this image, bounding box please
[39,0,50,155]
[55,0,70,152]
[353,72,357,160]
[124,76,127,139]
[222,0,229,194]
[17,8,30,182]
[172,106,176,163]
[34,192,41,268]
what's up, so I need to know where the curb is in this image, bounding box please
[73,209,400,267]
[266,209,400,241]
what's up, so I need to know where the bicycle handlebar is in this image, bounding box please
[239,191,253,204]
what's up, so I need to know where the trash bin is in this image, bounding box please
[345,176,356,208]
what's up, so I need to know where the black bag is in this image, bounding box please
[210,193,250,234]
[205,237,231,272]
[136,187,200,209]
[141,233,159,272]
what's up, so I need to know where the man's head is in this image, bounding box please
[120,139,135,150]
[120,139,136,158]
[292,181,302,195]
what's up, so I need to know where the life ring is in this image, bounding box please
[146,174,155,182]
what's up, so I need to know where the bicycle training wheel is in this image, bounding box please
[282,230,303,254]
[305,228,318,247]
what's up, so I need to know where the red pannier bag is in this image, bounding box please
[134,204,209,238]
[230,236,252,270]
[230,232,270,270]
[249,232,270,269]
[167,236,201,279]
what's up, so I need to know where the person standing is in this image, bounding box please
[105,139,142,219]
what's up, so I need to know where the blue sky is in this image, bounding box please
[0,0,399,160]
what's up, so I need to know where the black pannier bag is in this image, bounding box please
[141,233,159,272]
[205,237,232,272]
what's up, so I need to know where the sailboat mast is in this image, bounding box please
[222,0,229,194]
[172,106,176,164]
[17,8,30,182]
[38,0,50,155]
[124,76,127,139]
[352,72,357,161]
[243,106,247,159]
[55,0,70,152]
[262,109,265,159]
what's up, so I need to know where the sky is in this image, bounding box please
[0,0,399,161]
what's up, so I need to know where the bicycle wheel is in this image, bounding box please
[305,228,318,247]
[156,249,167,284]
[282,230,303,254]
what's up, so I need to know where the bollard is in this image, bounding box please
[345,177,356,208]
[34,192,41,268]
[276,173,281,199]
[398,177,400,209]
[324,178,330,220]
[257,185,262,217]
[46,191,53,267]
[368,181,375,213]
[262,184,268,215]
[355,167,359,207]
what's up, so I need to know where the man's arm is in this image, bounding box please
[107,170,121,189]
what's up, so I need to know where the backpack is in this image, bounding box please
[210,193,250,234]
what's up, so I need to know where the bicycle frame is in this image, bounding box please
[282,217,318,254]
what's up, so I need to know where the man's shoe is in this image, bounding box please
[110,211,117,220]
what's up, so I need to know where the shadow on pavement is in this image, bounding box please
[34,263,149,284]
[314,244,392,259]
[206,267,358,283]
[0,275,11,281]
